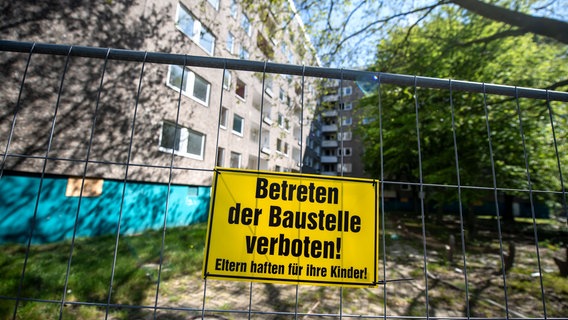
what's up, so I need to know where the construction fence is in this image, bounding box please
[0,40,567,319]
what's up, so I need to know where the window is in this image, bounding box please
[338,147,352,157]
[265,77,273,97]
[232,114,244,136]
[250,126,259,143]
[362,117,374,125]
[257,33,274,59]
[276,139,288,155]
[223,69,231,90]
[207,0,219,10]
[239,46,249,60]
[230,0,237,18]
[159,121,205,159]
[167,65,211,106]
[226,32,235,54]
[279,88,286,102]
[219,107,228,129]
[277,114,290,131]
[248,155,258,170]
[241,13,251,36]
[337,163,353,173]
[340,102,353,110]
[216,147,225,166]
[342,117,352,126]
[236,78,246,100]
[342,86,352,96]
[230,152,241,168]
[175,4,216,55]
[339,131,352,141]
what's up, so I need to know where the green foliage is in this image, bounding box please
[358,4,568,209]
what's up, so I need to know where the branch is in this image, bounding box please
[459,28,528,46]
[449,0,568,44]
[546,79,568,91]
[327,1,446,57]
[339,0,367,36]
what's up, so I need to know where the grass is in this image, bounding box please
[0,224,207,320]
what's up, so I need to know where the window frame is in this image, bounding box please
[239,45,249,60]
[175,3,216,55]
[166,65,211,106]
[232,113,245,136]
[230,151,242,168]
[223,69,232,90]
[230,0,238,19]
[206,0,219,10]
[226,32,235,54]
[241,13,252,36]
[219,107,228,129]
[216,147,225,167]
[235,78,247,100]
[159,121,205,160]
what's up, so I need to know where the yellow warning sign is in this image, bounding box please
[202,168,379,287]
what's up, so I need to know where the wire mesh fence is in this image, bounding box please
[0,40,567,320]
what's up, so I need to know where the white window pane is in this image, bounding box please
[200,28,215,54]
[207,0,219,10]
[233,114,244,134]
[186,129,204,156]
[223,69,231,90]
[230,152,241,168]
[226,32,234,53]
[192,73,210,104]
[230,0,237,18]
[216,147,224,166]
[220,107,228,128]
[177,5,195,38]
[241,14,251,35]
[168,65,187,92]
[161,122,181,151]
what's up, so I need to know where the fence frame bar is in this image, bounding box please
[1,40,568,102]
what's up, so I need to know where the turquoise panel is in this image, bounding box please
[0,174,210,244]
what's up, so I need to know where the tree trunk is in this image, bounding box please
[503,194,515,223]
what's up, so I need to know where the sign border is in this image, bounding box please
[202,167,379,287]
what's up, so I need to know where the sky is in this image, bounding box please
[295,0,568,68]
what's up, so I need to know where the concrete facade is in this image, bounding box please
[0,0,320,186]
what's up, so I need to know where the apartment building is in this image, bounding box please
[0,0,320,242]
[315,79,368,178]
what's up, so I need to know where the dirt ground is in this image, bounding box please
[141,237,567,320]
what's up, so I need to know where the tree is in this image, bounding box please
[357,4,568,221]
[295,0,568,67]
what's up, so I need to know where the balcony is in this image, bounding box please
[321,140,338,147]
[321,110,338,117]
[322,94,339,102]
[321,156,338,163]
[321,124,338,132]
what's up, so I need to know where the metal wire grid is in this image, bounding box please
[0,40,567,319]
